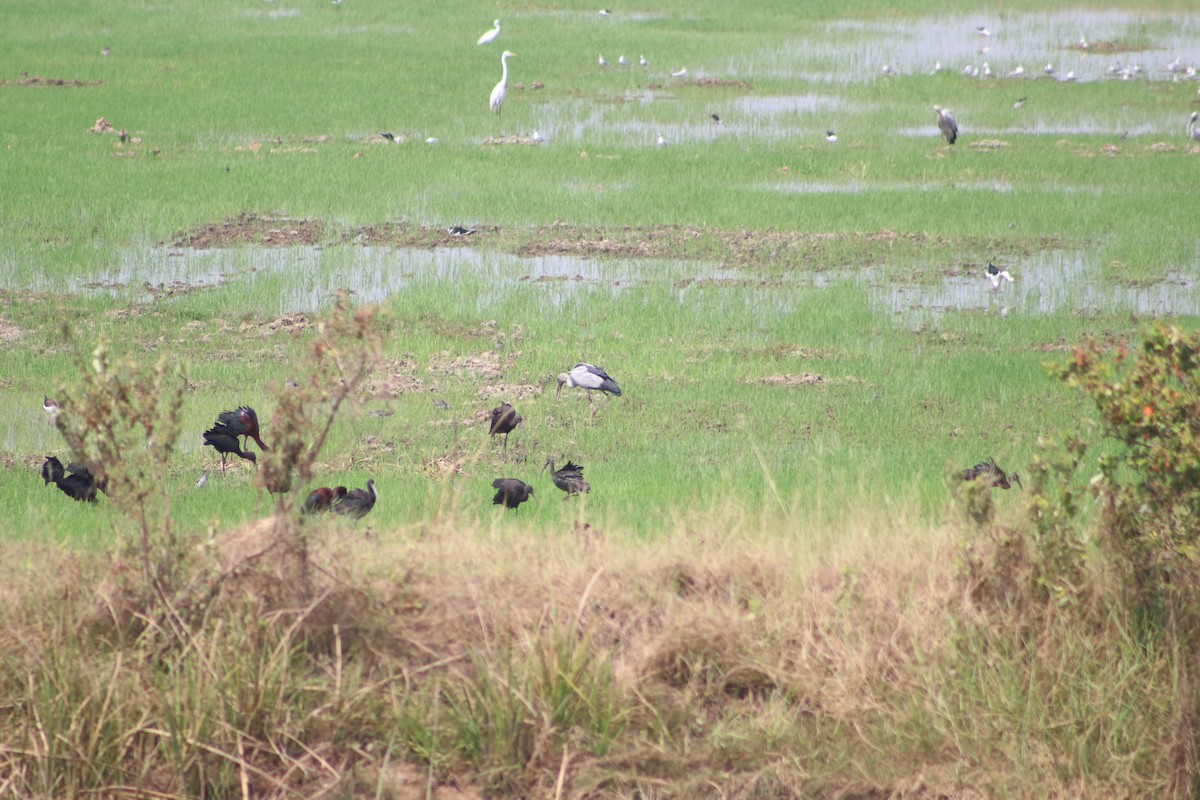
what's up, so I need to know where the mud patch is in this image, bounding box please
[682,77,754,90]
[475,381,542,401]
[745,373,825,388]
[1066,40,1146,55]
[372,358,426,397]
[483,134,543,146]
[144,280,212,300]
[172,214,325,249]
[0,319,23,344]
[428,351,504,381]
[1,76,103,88]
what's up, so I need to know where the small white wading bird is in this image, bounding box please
[557,363,622,419]
[826,130,838,143]
[986,262,1014,289]
[656,132,667,146]
[490,50,516,116]
[1189,111,1200,141]
[477,19,501,45]
[599,54,608,68]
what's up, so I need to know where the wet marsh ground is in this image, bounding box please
[2,2,1200,794]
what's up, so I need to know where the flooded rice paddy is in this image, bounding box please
[22,238,1199,324]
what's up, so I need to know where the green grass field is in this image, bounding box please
[2,1,1200,796]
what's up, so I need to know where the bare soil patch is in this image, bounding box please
[0,319,23,345]
[171,213,325,249]
[0,76,103,88]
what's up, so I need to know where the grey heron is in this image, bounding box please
[488,402,522,449]
[544,457,590,498]
[492,478,535,510]
[934,105,958,144]
[333,479,377,519]
[476,19,500,46]
[986,262,1013,289]
[490,51,516,116]
[961,458,1021,490]
[557,362,622,419]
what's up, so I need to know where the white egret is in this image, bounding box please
[531,130,545,143]
[656,132,666,146]
[1007,65,1025,78]
[1064,70,1076,82]
[489,50,516,116]
[934,105,958,144]
[599,54,608,67]
[932,61,943,74]
[670,67,687,77]
[618,54,628,66]
[881,64,893,76]
[477,19,501,46]
[425,137,439,144]
[981,61,991,77]
[1044,63,1054,76]
[639,54,648,67]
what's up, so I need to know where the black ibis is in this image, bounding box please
[557,362,622,419]
[492,478,535,510]
[961,457,1021,490]
[202,421,257,472]
[986,262,1014,289]
[489,402,523,449]
[41,455,103,502]
[543,457,590,499]
[935,105,958,144]
[215,406,269,453]
[302,486,346,514]
[333,479,377,520]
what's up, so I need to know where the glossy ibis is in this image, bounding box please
[333,479,377,520]
[961,457,1021,490]
[41,455,103,502]
[216,407,269,453]
[202,421,257,472]
[543,457,590,499]
[489,402,522,449]
[302,486,345,514]
[557,362,622,419]
[935,105,958,144]
[492,478,535,510]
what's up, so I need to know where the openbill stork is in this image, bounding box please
[935,105,958,144]
[492,478,535,510]
[489,403,523,449]
[41,455,104,502]
[202,421,257,472]
[961,457,1021,489]
[543,457,590,498]
[557,362,622,419]
[333,480,376,520]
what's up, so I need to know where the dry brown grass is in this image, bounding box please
[0,504,1187,799]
